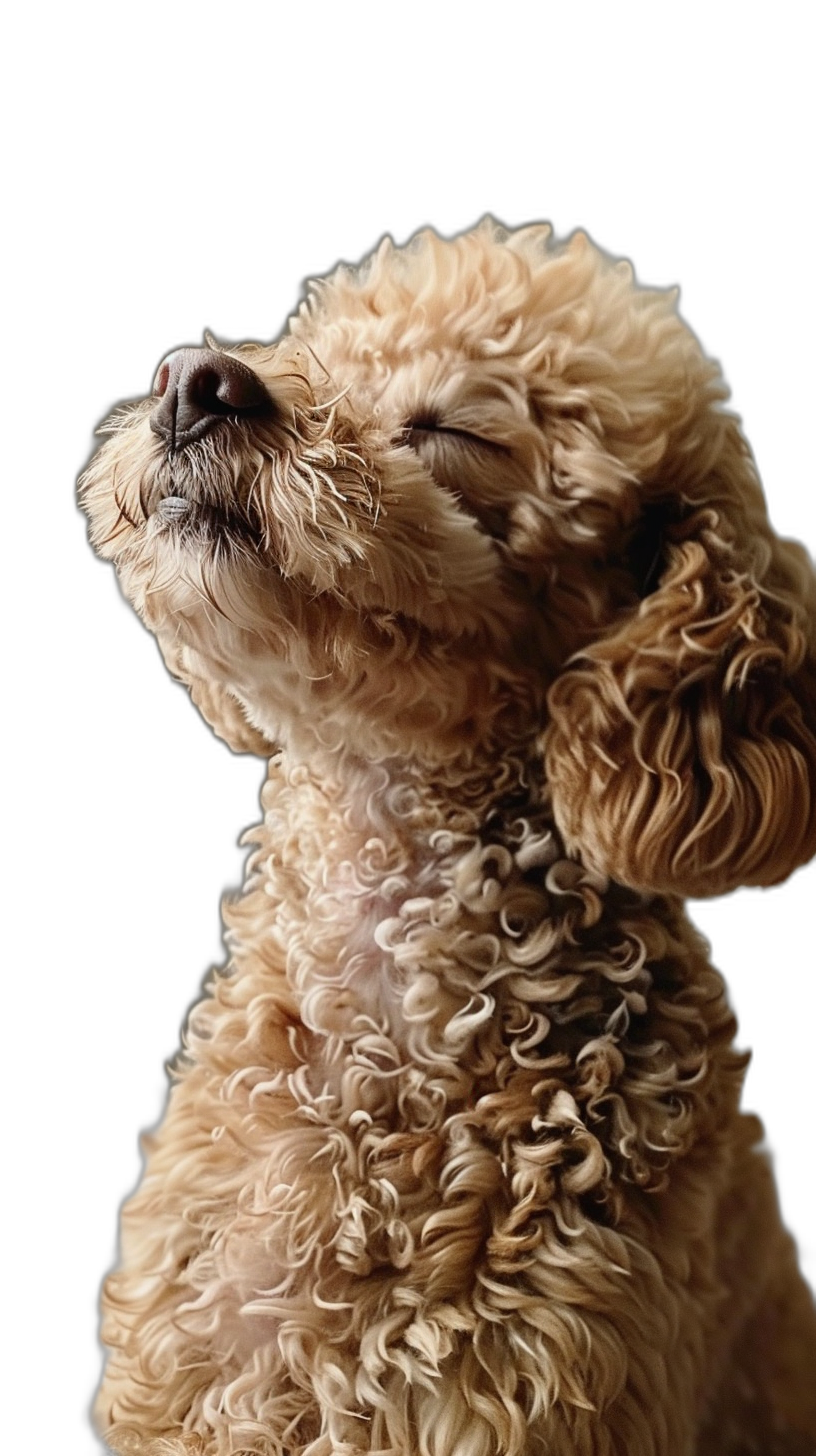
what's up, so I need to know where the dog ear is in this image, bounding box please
[543,415,816,898]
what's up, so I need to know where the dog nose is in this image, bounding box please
[150,347,270,448]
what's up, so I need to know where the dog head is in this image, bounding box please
[80,221,816,897]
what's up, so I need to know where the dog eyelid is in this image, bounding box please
[404,418,503,452]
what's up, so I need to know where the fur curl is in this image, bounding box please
[80,221,816,1456]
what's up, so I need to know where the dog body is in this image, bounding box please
[81,224,816,1455]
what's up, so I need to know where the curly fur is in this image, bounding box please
[80,222,816,1456]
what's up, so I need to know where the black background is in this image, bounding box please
[47,65,810,1456]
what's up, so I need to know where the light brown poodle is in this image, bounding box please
[81,222,816,1456]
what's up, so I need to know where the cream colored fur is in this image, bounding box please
[80,223,816,1455]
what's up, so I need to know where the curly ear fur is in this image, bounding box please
[545,414,816,898]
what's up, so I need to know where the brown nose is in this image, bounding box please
[150,347,270,448]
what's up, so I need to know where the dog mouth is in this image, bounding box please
[149,486,253,545]
[143,431,255,538]
[155,495,194,523]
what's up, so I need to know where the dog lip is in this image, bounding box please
[150,492,247,540]
[156,495,192,522]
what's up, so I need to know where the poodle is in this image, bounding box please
[80,222,816,1456]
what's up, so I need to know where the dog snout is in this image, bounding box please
[150,347,270,449]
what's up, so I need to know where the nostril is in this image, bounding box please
[189,363,267,417]
[149,347,270,447]
[153,361,171,399]
[189,367,226,414]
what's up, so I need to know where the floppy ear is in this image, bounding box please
[544,415,816,898]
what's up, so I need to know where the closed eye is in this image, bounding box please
[402,413,513,541]
[405,416,508,454]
